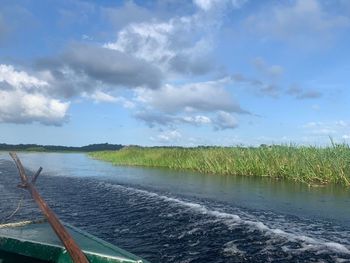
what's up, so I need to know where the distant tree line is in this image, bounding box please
[0,143,124,152]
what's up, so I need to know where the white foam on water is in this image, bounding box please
[187,227,201,235]
[335,258,350,263]
[99,182,350,255]
[223,241,246,256]
[189,240,200,247]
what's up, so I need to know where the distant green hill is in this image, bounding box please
[0,143,123,152]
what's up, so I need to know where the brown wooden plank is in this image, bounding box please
[9,152,89,263]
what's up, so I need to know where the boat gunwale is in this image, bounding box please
[0,222,146,263]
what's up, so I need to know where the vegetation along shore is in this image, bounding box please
[0,143,123,152]
[89,144,350,186]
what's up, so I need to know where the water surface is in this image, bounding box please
[0,152,349,262]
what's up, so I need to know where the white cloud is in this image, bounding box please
[335,120,348,128]
[234,58,322,100]
[0,64,48,89]
[287,85,322,99]
[194,0,222,11]
[253,57,284,78]
[245,0,350,44]
[102,1,153,29]
[84,90,136,109]
[104,3,250,131]
[214,111,238,130]
[1,1,251,131]
[0,64,69,125]
[103,0,247,76]
[150,130,182,143]
[105,20,175,64]
[133,77,247,130]
[182,115,212,125]
[38,44,163,99]
[135,110,213,128]
[87,90,118,103]
[342,134,350,140]
[303,120,349,137]
[104,16,214,76]
[232,72,282,98]
[135,78,247,114]
[193,0,247,11]
[81,34,92,41]
[117,97,135,109]
[0,89,69,125]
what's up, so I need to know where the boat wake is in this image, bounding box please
[98,181,350,262]
[1,158,349,263]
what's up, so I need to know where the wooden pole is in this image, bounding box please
[9,152,89,263]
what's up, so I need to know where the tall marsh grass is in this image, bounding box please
[89,144,350,186]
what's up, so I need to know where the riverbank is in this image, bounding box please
[0,143,123,152]
[89,145,350,186]
[2,154,350,262]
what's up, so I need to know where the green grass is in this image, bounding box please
[25,147,47,152]
[89,144,350,186]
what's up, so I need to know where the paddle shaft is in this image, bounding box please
[9,152,89,263]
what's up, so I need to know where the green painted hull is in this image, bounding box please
[0,221,149,263]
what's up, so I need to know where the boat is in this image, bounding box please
[0,153,150,263]
[0,220,148,263]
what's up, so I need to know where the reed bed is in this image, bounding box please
[89,144,350,186]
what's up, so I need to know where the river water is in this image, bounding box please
[0,152,349,262]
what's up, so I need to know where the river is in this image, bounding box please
[0,152,349,262]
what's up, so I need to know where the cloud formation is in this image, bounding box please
[0,64,69,125]
[193,0,247,11]
[232,73,281,98]
[0,0,249,133]
[135,111,213,128]
[213,111,238,130]
[86,91,119,103]
[135,78,247,114]
[36,44,163,98]
[233,57,323,100]
[245,0,350,44]
[102,1,154,29]
[150,129,182,144]
[303,120,349,137]
[133,78,243,130]
[103,0,242,76]
[0,64,48,89]
[287,85,322,99]
[253,57,284,78]
[63,45,162,89]
[134,111,175,127]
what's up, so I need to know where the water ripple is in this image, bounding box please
[1,160,349,263]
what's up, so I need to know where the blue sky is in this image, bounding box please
[0,0,349,146]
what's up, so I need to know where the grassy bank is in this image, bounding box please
[89,144,350,186]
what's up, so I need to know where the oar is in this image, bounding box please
[9,152,89,263]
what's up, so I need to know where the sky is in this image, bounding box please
[0,0,349,146]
